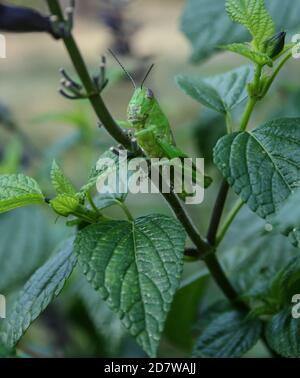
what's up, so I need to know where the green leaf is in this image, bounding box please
[270,189,300,248]
[225,0,274,50]
[210,206,298,317]
[221,43,273,66]
[181,0,300,62]
[50,194,80,217]
[0,207,56,292]
[164,272,208,352]
[266,307,300,357]
[0,342,15,358]
[219,207,299,315]
[176,65,253,114]
[50,160,76,196]
[193,309,262,357]
[0,238,77,348]
[214,118,300,219]
[270,256,300,307]
[225,235,299,307]
[0,174,44,213]
[263,31,287,59]
[74,214,186,357]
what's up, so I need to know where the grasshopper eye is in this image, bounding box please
[146,89,154,99]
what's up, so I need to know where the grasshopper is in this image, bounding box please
[109,50,212,191]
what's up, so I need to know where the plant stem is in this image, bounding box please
[206,180,229,245]
[162,192,211,253]
[239,65,262,132]
[262,52,292,97]
[203,63,264,302]
[216,199,244,246]
[204,253,245,306]
[116,200,134,222]
[239,97,256,132]
[86,191,101,215]
[204,180,244,304]
[72,210,96,224]
[225,112,233,133]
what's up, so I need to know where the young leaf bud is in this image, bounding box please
[264,31,286,58]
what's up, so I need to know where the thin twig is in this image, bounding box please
[206,180,229,245]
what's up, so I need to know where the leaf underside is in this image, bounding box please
[193,309,262,357]
[266,307,300,357]
[0,238,77,349]
[176,65,253,114]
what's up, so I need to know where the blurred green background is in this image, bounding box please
[0,0,299,357]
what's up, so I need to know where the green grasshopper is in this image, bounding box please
[109,50,212,190]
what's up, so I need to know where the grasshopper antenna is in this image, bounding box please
[108,49,136,89]
[141,64,155,88]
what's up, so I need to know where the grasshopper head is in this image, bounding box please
[127,87,155,126]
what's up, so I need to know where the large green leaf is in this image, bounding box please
[225,0,274,50]
[266,306,300,357]
[181,0,300,62]
[0,238,77,348]
[176,65,252,114]
[74,214,186,357]
[0,207,55,292]
[214,118,300,219]
[193,309,262,357]
[0,174,44,213]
